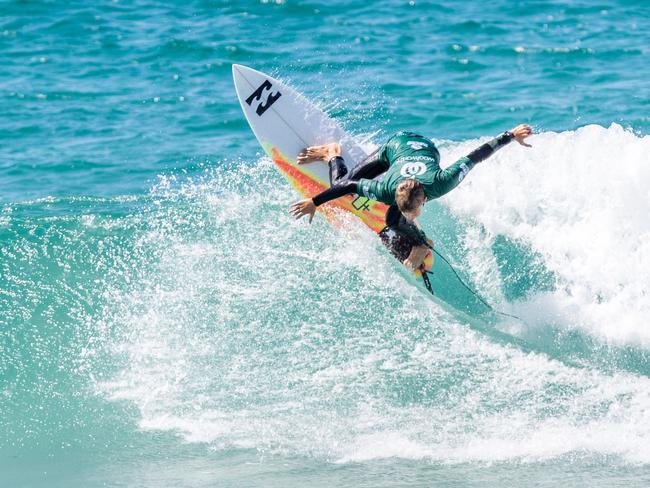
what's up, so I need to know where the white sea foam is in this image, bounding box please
[96,147,650,468]
[438,124,650,347]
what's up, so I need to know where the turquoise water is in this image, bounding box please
[2,1,650,486]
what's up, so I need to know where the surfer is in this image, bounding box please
[289,124,533,270]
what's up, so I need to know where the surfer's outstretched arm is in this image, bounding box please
[290,151,388,222]
[465,123,532,162]
[432,124,533,197]
[288,179,359,223]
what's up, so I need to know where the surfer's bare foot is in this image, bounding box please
[297,142,341,164]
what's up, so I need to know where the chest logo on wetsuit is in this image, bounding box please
[400,161,427,178]
[406,141,427,150]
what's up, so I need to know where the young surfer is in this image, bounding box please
[289,124,533,270]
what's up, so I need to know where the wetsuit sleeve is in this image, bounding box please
[385,204,429,247]
[430,131,515,199]
[466,131,515,164]
[312,181,358,206]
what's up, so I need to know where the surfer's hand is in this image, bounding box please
[289,198,317,224]
[403,244,430,271]
[509,124,533,147]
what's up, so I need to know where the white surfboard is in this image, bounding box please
[232,64,368,188]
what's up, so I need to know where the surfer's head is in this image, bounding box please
[396,179,426,219]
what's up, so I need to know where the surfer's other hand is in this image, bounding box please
[403,244,430,270]
[289,198,317,224]
[509,124,533,147]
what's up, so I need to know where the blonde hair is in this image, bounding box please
[396,179,425,213]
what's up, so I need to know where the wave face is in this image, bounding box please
[3,127,649,484]
[2,0,650,484]
[443,124,650,349]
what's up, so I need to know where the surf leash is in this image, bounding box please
[420,265,434,294]
[422,247,525,323]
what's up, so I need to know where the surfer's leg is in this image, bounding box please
[383,204,431,269]
[330,150,389,185]
[328,156,348,185]
[297,142,341,165]
[385,204,428,246]
[342,147,390,182]
[379,228,413,262]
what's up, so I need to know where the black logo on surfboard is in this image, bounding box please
[245,80,282,116]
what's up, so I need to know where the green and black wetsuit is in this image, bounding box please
[312,130,515,248]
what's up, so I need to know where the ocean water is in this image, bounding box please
[2,0,650,486]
